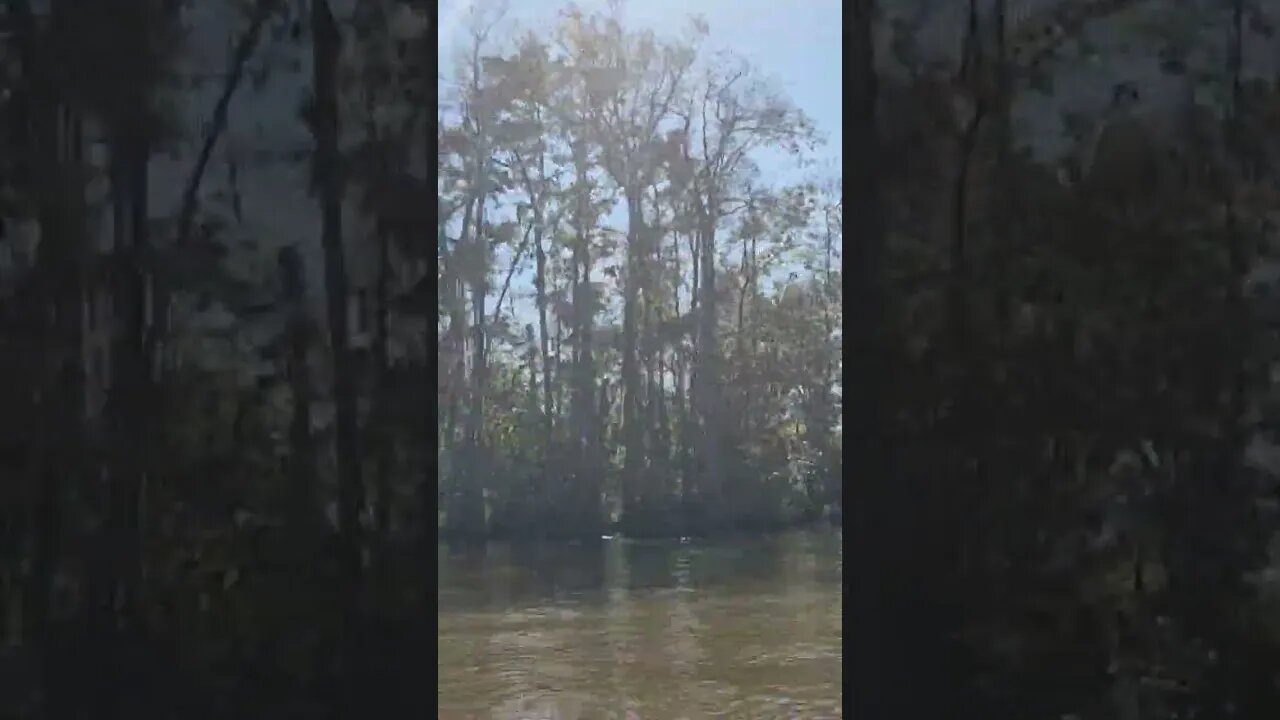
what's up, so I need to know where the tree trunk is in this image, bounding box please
[280,246,316,535]
[736,226,752,443]
[530,202,553,533]
[1219,0,1247,487]
[144,0,279,387]
[569,143,600,536]
[372,220,393,588]
[620,190,646,532]
[106,131,150,636]
[454,164,489,539]
[419,19,438,571]
[20,4,89,706]
[815,217,837,510]
[513,143,555,471]
[310,0,363,701]
[991,0,1014,346]
[447,33,492,541]
[440,192,472,527]
[694,209,722,526]
[671,227,689,499]
[682,217,700,513]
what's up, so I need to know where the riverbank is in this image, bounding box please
[440,505,842,545]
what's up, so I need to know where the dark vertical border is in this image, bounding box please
[424,0,442,715]
[846,0,894,716]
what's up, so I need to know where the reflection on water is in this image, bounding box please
[438,531,843,719]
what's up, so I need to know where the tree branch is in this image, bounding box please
[174,0,280,249]
[145,0,280,364]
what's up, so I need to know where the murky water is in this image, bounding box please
[438,530,843,719]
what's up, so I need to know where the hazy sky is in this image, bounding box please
[438,0,843,180]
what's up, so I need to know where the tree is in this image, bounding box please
[681,50,816,528]
[556,6,695,534]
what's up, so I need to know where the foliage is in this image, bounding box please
[859,0,1280,716]
[430,1,840,540]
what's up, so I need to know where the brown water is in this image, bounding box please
[437,530,843,719]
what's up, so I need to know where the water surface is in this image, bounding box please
[438,530,843,719]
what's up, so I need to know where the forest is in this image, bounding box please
[852,0,1280,718]
[9,0,1280,716]
[0,0,838,716]
[0,0,439,716]
[435,2,842,541]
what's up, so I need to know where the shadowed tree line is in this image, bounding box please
[0,1,438,717]
[852,0,1280,718]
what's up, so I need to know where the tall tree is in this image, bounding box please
[307,0,363,703]
[682,51,814,526]
[559,7,695,533]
